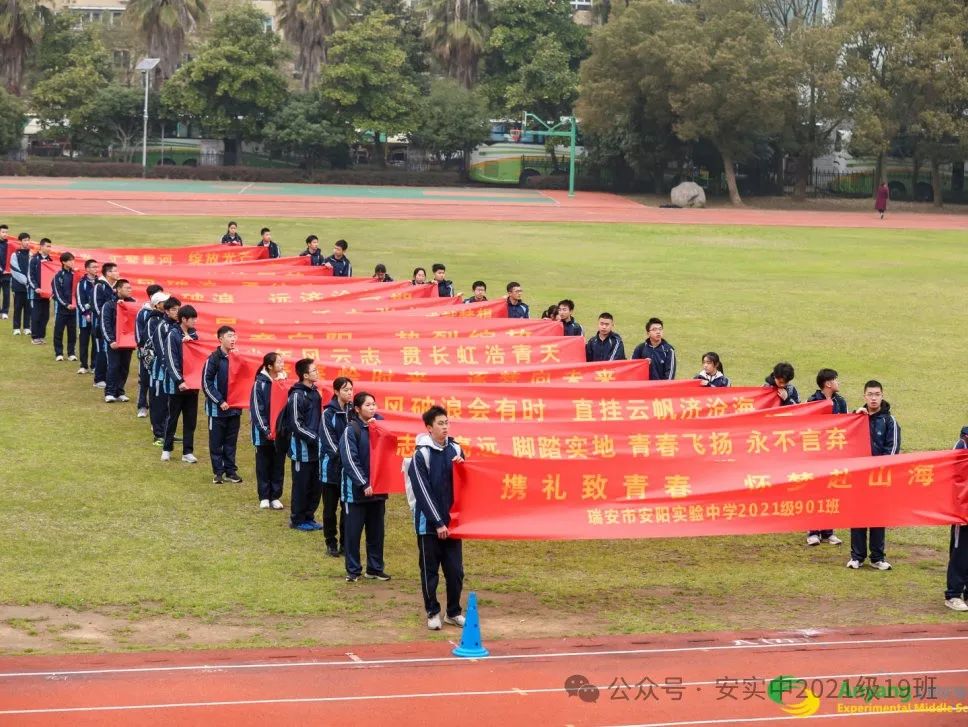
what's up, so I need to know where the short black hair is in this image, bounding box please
[177,305,198,321]
[114,278,129,291]
[146,284,163,297]
[84,258,98,268]
[260,227,271,235]
[216,325,235,338]
[646,317,663,331]
[0,223,7,230]
[101,262,118,276]
[163,296,181,311]
[305,235,318,245]
[227,221,237,227]
[816,368,838,389]
[472,280,486,290]
[296,358,315,380]
[432,263,446,273]
[506,281,521,293]
[558,299,575,311]
[334,239,348,251]
[18,232,29,241]
[39,238,51,245]
[422,405,448,427]
[598,312,614,321]
[772,362,795,382]
[864,379,883,391]
[333,376,353,392]
[374,263,387,274]
[59,252,74,264]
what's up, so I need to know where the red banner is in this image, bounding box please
[436,450,968,539]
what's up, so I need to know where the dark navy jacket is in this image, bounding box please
[27,253,50,300]
[250,372,275,446]
[695,371,730,387]
[135,306,158,348]
[0,239,7,275]
[286,382,322,462]
[149,316,174,383]
[99,292,121,343]
[300,249,324,266]
[631,339,677,379]
[258,240,280,258]
[507,300,529,318]
[160,325,198,394]
[436,279,455,298]
[808,390,848,414]
[463,295,487,304]
[375,274,394,283]
[10,248,30,293]
[586,332,626,362]
[220,233,243,246]
[202,347,241,418]
[320,396,351,484]
[93,278,114,329]
[764,375,800,407]
[324,254,352,277]
[562,319,584,337]
[76,275,96,328]
[868,402,901,456]
[51,269,74,315]
[339,414,387,504]
[408,434,464,535]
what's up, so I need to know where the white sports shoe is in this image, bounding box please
[846,559,862,569]
[12,329,20,336]
[270,499,284,510]
[76,367,87,374]
[444,614,466,627]
[806,534,821,546]
[259,499,271,509]
[118,395,130,402]
[161,451,171,462]
[55,355,64,362]
[137,408,148,418]
[68,355,77,361]
[104,395,118,403]
[870,560,892,571]
[181,454,198,464]
[427,614,442,630]
[944,597,968,612]
[94,381,106,389]
[823,535,843,545]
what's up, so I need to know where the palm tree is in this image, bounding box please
[419,0,488,89]
[124,0,207,81]
[276,0,351,92]
[0,0,50,95]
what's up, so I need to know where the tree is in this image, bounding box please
[81,85,154,160]
[275,0,352,91]
[262,91,354,171]
[124,0,207,82]
[409,78,489,172]
[0,86,26,153]
[481,0,587,116]
[0,0,50,95]
[318,11,419,166]
[419,0,489,89]
[160,4,289,164]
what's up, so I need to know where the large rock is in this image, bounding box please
[670,181,706,208]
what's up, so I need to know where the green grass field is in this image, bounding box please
[1,215,965,654]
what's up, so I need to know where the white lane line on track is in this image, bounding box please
[106,201,145,215]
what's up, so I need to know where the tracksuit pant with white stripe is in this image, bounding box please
[93,334,107,384]
[344,500,386,577]
[78,323,95,369]
[30,297,49,340]
[105,347,132,398]
[946,525,968,601]
[12,291,29,330]
[150,381,168,439]
[137,360,151,409]
[164,390,197,454]
[290,459,321,527]
[53,311,76,357]
[417,534,463,618]
[208,415,240,478]
[322,482,345,550]
[255,445,285,501]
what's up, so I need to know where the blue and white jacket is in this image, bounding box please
[250,371,275,446]
[148,315,174,383]
[868,402,900,456]
[27,252,50,301]
[507,300,529,319]
[100,294,134,346]
[562,319,584,337]
[160,324,198,395]
[436,279,455,298]
[320,395,351,484]
[586,332,626,362]
[299,248,324,266]
[10,248,30,294]
[286,382,322,462]
[258,240,280,258]
[632,339,677,379]
[51,269,74,315]
[92,277,114,330]
[695,370,730,387]
[324,254,352,277]
[339,414,387,504]
[408,433,464,535]
[135,306,158,349]
[764,374,800,407]
[202,347,241,418]
[807,390,848,414]
[76,275,96,328]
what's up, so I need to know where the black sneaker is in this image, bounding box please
[346,574,360,582]
[364,571,391,581]
[223,473,243,484]
[212,475,223,484]
[326,544,340,558]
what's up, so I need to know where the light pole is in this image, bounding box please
[135,58,160,176]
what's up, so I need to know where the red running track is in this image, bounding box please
[2,624,968,726]
[2,185,967,229]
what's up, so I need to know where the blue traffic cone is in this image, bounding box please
[452,591,489,658]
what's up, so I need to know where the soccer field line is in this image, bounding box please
[1,634,967,679]
[2,667,966,716]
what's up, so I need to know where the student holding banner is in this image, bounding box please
[202,326,243,485]
[51,252,77,362]
[250,352,286,510]
[339,392,390,582]
[9,233,31,336]
[586,312,625,362]
[160,305,199,463]
[76,259,99,374]
[149,297,180,446]
[27,237,52,344]
[135,286,166,417]
[102,279,135,403]
[300,236,324,266]
[408,405,466,630]
[806,368,847,546]
[92,263,120,389]
[944,427,968,612]
[0,224,9,319]
[321,377,354,557]
[286,358,324,531]
[323,240,351,277]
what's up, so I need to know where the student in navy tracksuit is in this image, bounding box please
[160,305,199,462]
[432,264,454,297]
[694,352,730,387]
[149,297,180,445]
[848,380,900,571]
[101,279,135,403]
[323,240,352,276]
[92,263,120,388]
[805,368,847,546]
[300,235,324,265]
[135,286,166,417]
[0,224,9,318]
[10,233,32,335]
[202,326,243,485]
[372,264,394,282]
[257,228,280,258]
[286,358,323,530]
[945,427,968,611]
[250,352,286,509]
[339,391,389,582]
[75,259,98,373]
[27,238,52,344]
[505,281,529,318]
[764,362,800,406]
[463,281,487,304]
[51,252,77,361]
[320,377,354,557]
[558,299,583,337]
[220,222,243,246]
[632,317,677,379]
[586,312,625,362]
[408,406,466,630]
